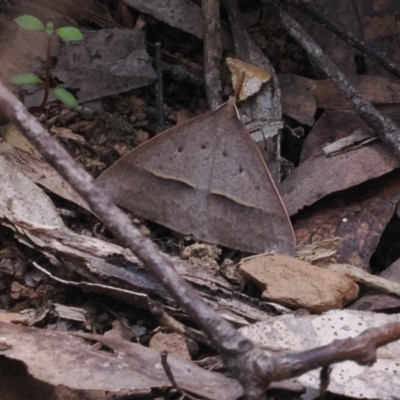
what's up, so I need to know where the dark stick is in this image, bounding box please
[149,300,213,347]
[155,42,165,133]
[223,0,250,61]
[263,0,400,158]
[161,351,179,388]
[283,0,400,79]
[202,0,223,109]
[2,81,400,398]
[319,365,331,400]
[30,36,52,114]
[161,351,197,400]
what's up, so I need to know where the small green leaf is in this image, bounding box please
[45,22,54,35]
[53,88,79,107]
[56,27,83,41]
[11,73,43,85]
[14,15,45,31]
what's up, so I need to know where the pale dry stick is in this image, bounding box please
[263,0,400,158]
[1,82,400,398]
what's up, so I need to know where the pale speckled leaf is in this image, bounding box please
[240,310,400,399]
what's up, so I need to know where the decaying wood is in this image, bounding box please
[10,218,276,324]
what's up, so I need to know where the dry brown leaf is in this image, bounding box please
[279,74,316,126]
[0,321,242,400]
[293,170,400,269]
[281,142,399,216]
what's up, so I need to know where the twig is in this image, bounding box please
[161,351,198,400]
[283,0,400,79]
[148,300,213,347]
[32,261,149,302]
[319,365,331,400]
[154,42,165,133]
[202,0,223,109]
[263,0,400,158]
[2,81,400,398]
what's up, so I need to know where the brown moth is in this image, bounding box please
[97,97,295,255]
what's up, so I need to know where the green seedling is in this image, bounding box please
[12,15,83,110]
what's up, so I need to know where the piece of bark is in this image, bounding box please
[240,254,359,313]
[322,128,377,156]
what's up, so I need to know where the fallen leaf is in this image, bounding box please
[293,171,400,269]
[0,321,242,400]
[281,142,399,216]
[279,74,316,126]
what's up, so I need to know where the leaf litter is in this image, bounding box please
[1,0,400,399]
